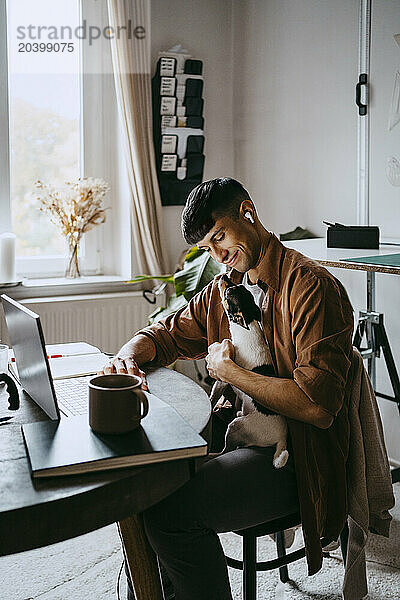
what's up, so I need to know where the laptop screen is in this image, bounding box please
[1,295,60,420]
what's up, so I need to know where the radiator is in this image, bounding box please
[0,291,162,355]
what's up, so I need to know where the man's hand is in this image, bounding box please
[98,355,149,391]
[97,335,156,391]
[205,339,235,382]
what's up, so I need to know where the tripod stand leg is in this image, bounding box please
[367,272,376,387]
[374,321,400,412]
[371,319,400,484]
[353,321,363,350]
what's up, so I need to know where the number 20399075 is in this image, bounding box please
[18,42,75,53]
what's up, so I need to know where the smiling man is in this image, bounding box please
[104,177,355,600]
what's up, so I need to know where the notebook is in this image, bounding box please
[22,393,207,478]
[9,353,109,383]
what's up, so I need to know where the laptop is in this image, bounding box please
[1,295,208,478]
[1,294,106,419]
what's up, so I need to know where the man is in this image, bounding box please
[103,177,354,600]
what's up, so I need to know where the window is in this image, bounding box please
[7,0,81,275]
[0,0,125,279]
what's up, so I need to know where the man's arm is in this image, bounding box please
[116,334,157,366]
[99,334,157,389]
[206,270,353,429]
[99,277,216,386]
[206,340,333,429]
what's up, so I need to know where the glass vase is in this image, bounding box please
[65,237,81,278]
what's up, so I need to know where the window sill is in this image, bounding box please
[0,275,144,300]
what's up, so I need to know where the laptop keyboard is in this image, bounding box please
[54,376,91,416]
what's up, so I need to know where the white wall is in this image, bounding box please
[232,0,359,237]
[370,0,400,237]
[151,0,234,272]
[368,1,400,464]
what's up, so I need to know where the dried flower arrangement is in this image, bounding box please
[35,177,110,278]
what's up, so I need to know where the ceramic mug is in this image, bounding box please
[88,373,149,434]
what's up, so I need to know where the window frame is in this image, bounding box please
[1,0,125,280]
[0,0,11,234]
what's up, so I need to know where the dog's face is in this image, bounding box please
[219,274,261,329]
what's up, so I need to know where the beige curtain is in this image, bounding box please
[107,0,166,275]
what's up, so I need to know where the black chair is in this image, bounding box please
[224,511,349,600]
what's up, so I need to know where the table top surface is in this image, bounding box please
[0,367,211,556]
[282,238,400,275]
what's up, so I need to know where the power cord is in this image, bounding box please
[116,559,124,600]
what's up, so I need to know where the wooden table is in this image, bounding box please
[0,366,211,599]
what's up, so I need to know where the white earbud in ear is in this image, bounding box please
[245,211,254,224]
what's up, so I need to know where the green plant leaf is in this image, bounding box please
[174,252,225,301]
[149,294,188,324]
[126,274,174,284]
[129,246,224,324]
[147,305,164,324]
[184,246,205,262]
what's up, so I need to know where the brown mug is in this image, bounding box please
[88,374,149,434]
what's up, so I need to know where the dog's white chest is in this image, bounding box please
[226,320,289,469]
[230,321,270,370]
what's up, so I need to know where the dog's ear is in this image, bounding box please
[219,273,234,299]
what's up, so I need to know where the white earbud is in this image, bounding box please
[245,212,254,224]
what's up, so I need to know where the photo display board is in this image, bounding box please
[152,52,205,206]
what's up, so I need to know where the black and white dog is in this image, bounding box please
[209,274,289,469]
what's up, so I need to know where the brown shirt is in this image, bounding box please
[139,233,354,574]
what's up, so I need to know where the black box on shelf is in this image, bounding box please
[326,225,380,249]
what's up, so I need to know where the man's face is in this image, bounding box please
[197,215,260,272]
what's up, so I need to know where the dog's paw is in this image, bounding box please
[273,449,289,469]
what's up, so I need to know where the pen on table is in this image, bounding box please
[11,354,64,362]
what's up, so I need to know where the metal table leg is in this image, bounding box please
[366,271,376,388]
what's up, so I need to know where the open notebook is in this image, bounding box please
[9,341,109,381]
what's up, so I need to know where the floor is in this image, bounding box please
[1,484,399,600]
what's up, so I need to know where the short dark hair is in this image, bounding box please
[181,177,251,245]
